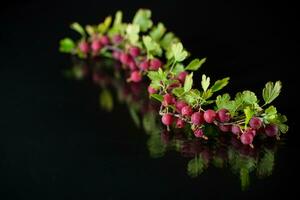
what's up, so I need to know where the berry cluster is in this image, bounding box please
[60,9,288,148]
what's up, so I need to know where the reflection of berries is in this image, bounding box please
[204,109,216,123]
[231,125,241,135]
[147,86,157,94]
[191,112,204,125]
[176,118,185,128]
[194,129,204,138]
[149,58,162,70]
[130,71,142,82]
[240,132,254,145]
[249,117,262,130]
[162,114,173,126]
[181,105,193,116]
[79,41,89,54]
[217,109,230,122]
[177,71,188,83]
[129,46,141,57]
[264,124,278,137]
[219,125,231,132]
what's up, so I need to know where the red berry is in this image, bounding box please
[191,112,204,125]
[240,132,254,145]
[129,46,141,57]
[130,71,142,82]
[162,114,173,126]
[175,101,188,113]
[264,124,278,137]
[162,93,175,106]
[100,35,110,45]
[204,109,216,123]
[91,39,102,53]
[120,53,131,65]
[79,41,89,54]
[249,117,262,130]
[147,86,157,94]
[149,58,162,70]
[181,105,193,116]
[112,34,123,44]
[219,125,231,132]
[176,118,185,128]
[194,129,204,138]
[217,109,231,122]
[231,125,241,135]
[177,71,188,83]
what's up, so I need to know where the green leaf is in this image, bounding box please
[150,22,166,41]
[263,106,277,122]
[171,42,188,62]
[142,36,162,57]
[99,89,113,112]
[172,87,185,97]
[171,63,185,75]
[210,77,230,92]
[70,22,86,36]
[133,9,153,32]
[98,16,112,33]
[268,114,289,134]
[184,72,193,92]
[126,24,140,45]
[202,89,213,100]
[59,38,75,53]
[201,74,210,92]
[113,10,123,27]
[185,58,206,71]
[263,81,282,105]
[147,71,160,82]
[244,106,255,127]
[160,32,179,50]
[151,94,163,102]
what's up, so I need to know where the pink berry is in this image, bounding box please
[129,46,141,57]
[176,118,185,128]
[161,114,173,126]
[217,109,231,122]
[91,39,102,53]
[194,129,204,138]
[219,125,231,132]
[240,132,254,145]
[231,125,241,135]
[120,53,131,65]
[79,41,89,54]
[175,101,188,113]
[204,109,216,123]
[264,124,278,137]
[147,86,157,94]
[100,35,110,45]
[149,58,162,70]
[245,128,256,137]
[139,60,149,71]
[181,105,193,116]
[249,117,262,130]
[177,71,188,83]
[130,71,142,82]
[128,60,137,71]
[191,112,204,125]
[112,51,121,60]
[112,34,123,44]
[162,93,175,106]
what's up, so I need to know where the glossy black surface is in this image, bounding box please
[0,1,298,199]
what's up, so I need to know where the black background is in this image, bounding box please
[0,0,299,199]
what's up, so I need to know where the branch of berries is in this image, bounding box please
[59,9,288,148]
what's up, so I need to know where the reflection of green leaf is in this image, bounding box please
[99,89,114,111]
[129,107,140,128]
[257,149,274,178]
[147,133,166,158]
[240,168,250,191]
[59,38,75,53]
[143,112,158,134]
[187,155,205,178]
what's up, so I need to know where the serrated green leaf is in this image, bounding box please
[263,106,277,122]
[242,91,258,105]
[211,77,230,92]
[142,36,162,57]
[98,16,112,33]
[171,63,185,75]
[202,89,213,100]
[150,22,166,41]
[151,94,163,102]
[70,22,86,36]
[147,71,160,82]
[59,38,75,53]
[184,72,193,92]
[201,74,210,92]
[172,87,185,97]
[263,81,282,105]
[185,58,206,71]
[160,32,179,50]
[133,9,153,32]
[244,106,255,127]
[171,42,188,62]
[126,24,140,45]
